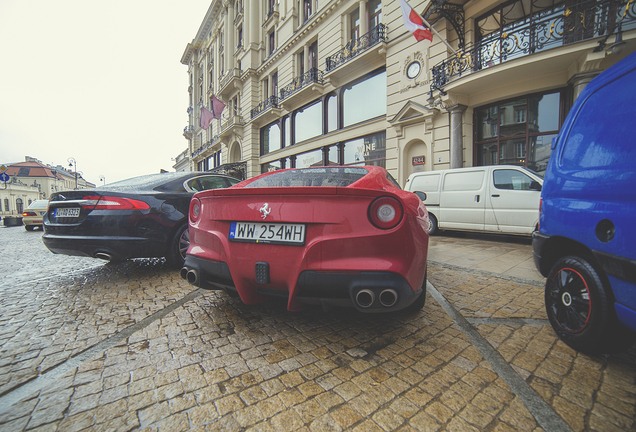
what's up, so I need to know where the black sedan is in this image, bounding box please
[43,172,239,266]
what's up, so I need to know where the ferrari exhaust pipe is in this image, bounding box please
[355,289,375,308]
[379,289,398,307]
[186,269,198,284]
[180,267,189,280]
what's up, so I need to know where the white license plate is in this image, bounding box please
[229,222,305,245]
[55,207,80,218]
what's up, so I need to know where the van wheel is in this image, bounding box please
[428,213,438,235]
[545,256,635,354]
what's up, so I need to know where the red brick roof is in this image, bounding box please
[6,161,65,180]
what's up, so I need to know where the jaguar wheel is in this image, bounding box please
[166,224,189,267]
[545,256,634,354]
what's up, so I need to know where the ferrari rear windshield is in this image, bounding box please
[245,167,368,188]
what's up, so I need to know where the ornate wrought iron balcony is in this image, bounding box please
[431,0,636,92]
[250,96,279,119]
[279,68,325,101]
[326,24,387,72]
[192,135,221,158]
[209,161,247,180]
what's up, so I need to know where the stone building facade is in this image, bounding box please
[179,0,635,185]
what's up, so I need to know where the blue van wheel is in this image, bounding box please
[545,256,633,354]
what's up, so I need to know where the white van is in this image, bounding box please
[404,165,543,235]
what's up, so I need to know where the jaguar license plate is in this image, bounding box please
[229,222,305,245]
[54,208,80,218]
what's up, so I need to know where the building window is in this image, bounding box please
[350,9,360,40]
[261,121,282,155]
[308,40,317,69]
[475,90,562,174]
[4,198,9,212]
[269,31,275,56]
[272,72,278,97]
[304,0,313,22]
[294,101,322,143]
[343,132,386,167]
[343,70,386,127]
[368,0,382,29]
[237,26,243,49]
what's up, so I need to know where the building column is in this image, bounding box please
[249,0,259,46]
[224,6,231,73]
[449,104,467,169]
[359,0,367,35]
[569,71,601,102]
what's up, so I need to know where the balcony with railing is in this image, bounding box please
[250,95,279,120]
[278,67,326,107]
[208,161,247,180]
[218,68,242,99]
[431,0,636,92]
[192,135,221,159]
[325,24,387,79]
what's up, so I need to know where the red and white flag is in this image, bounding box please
[399,0,433,42]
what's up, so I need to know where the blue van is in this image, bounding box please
[533,51,636,354]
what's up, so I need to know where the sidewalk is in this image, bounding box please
[427,230,544,284]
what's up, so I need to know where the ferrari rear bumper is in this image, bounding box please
[182,255,424,312]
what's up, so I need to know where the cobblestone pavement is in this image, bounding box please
[0,227,634,431]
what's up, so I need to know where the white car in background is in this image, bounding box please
[22,199,49,231]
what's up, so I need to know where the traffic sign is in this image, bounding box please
[0,165,6,173]
[0,172,9,182]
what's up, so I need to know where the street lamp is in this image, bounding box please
[67,157,78,190]
[99,175,106,186]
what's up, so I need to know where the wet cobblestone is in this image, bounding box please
[0,227,635,431]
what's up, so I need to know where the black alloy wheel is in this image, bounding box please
[545,255,635,354]
[166,224,189,267]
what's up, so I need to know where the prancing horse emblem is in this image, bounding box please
[259,203,271,219]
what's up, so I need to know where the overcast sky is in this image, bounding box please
[0,0,211,185]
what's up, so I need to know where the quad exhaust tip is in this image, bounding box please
[355,289,375,308]
[379,289,398,307]
[180,267,198,284]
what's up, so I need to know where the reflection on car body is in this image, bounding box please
[42,172,239,266]
[181,166,429,313]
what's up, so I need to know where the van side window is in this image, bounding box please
[493,169,534,190]
[443,171,484,191]
[562,71,636,170]
[411,174,440,192]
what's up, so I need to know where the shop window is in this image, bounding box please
[261,121,282,155]
[343,71,386,127]
[296,148,324,168]
[343,132,386,167]
[475,90,562,175]
[294,101,322,143]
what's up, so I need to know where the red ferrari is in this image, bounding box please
[181,166,429,313]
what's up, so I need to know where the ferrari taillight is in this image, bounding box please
[190,198,201,222]
[369,197,403,229]
[80,195,150,210]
